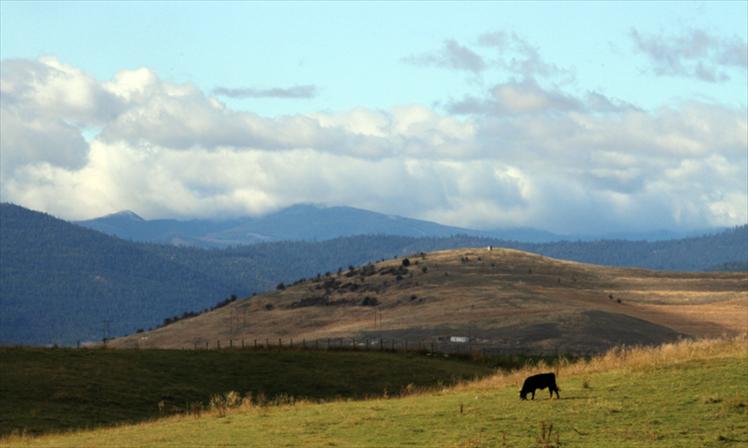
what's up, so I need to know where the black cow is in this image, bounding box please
[520,372,560,400]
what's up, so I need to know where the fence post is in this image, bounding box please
[290,338,293,348]
[217,340,221,349]
[266,338,269,349]
[230,339,233,348]
[391,339,395,351]
[254,339,257,349]
[241,339,245,349]
[278,338,282,350]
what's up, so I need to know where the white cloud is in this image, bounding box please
[1,57,746,234]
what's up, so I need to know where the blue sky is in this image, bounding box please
[1,1,746,233]
[3,1,746,114]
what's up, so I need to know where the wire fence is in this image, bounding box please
[164,337,572,357]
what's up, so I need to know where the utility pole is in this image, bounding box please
[102,319,112,343]
[230,308,235,338]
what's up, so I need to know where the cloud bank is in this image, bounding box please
[1,57,746,234]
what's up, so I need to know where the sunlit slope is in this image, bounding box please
[13,338,748,448]
[112,247,748,353]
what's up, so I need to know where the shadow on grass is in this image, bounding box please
[1,347,496,437]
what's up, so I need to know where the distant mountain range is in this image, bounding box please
[1,203,746,346]
[77,204,719,247]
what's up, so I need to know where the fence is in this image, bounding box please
[172,337,568,357]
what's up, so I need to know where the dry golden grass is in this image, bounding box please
[111,247,747,352]
[459,334,748,393]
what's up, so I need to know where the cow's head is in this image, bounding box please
[519,390,527,400]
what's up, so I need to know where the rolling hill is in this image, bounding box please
[112,247,748,354]
[1,203,746,346]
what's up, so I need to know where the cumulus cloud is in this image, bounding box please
[0,58,117,180]
[402,39,487,74]
[213,84,318,99]
[1,57,746,234]
[630,28,748,82]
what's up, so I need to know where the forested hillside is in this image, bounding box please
[1,203,746,346]
[0,205,247,345]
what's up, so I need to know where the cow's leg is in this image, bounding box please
[531,390,535,400]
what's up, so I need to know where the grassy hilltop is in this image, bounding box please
[4,337,746,447]
[113,247,747,354]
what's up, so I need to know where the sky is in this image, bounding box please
[1,1,746,234]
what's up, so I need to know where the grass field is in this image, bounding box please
[0,348,495,437]
[4,337,746,447]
